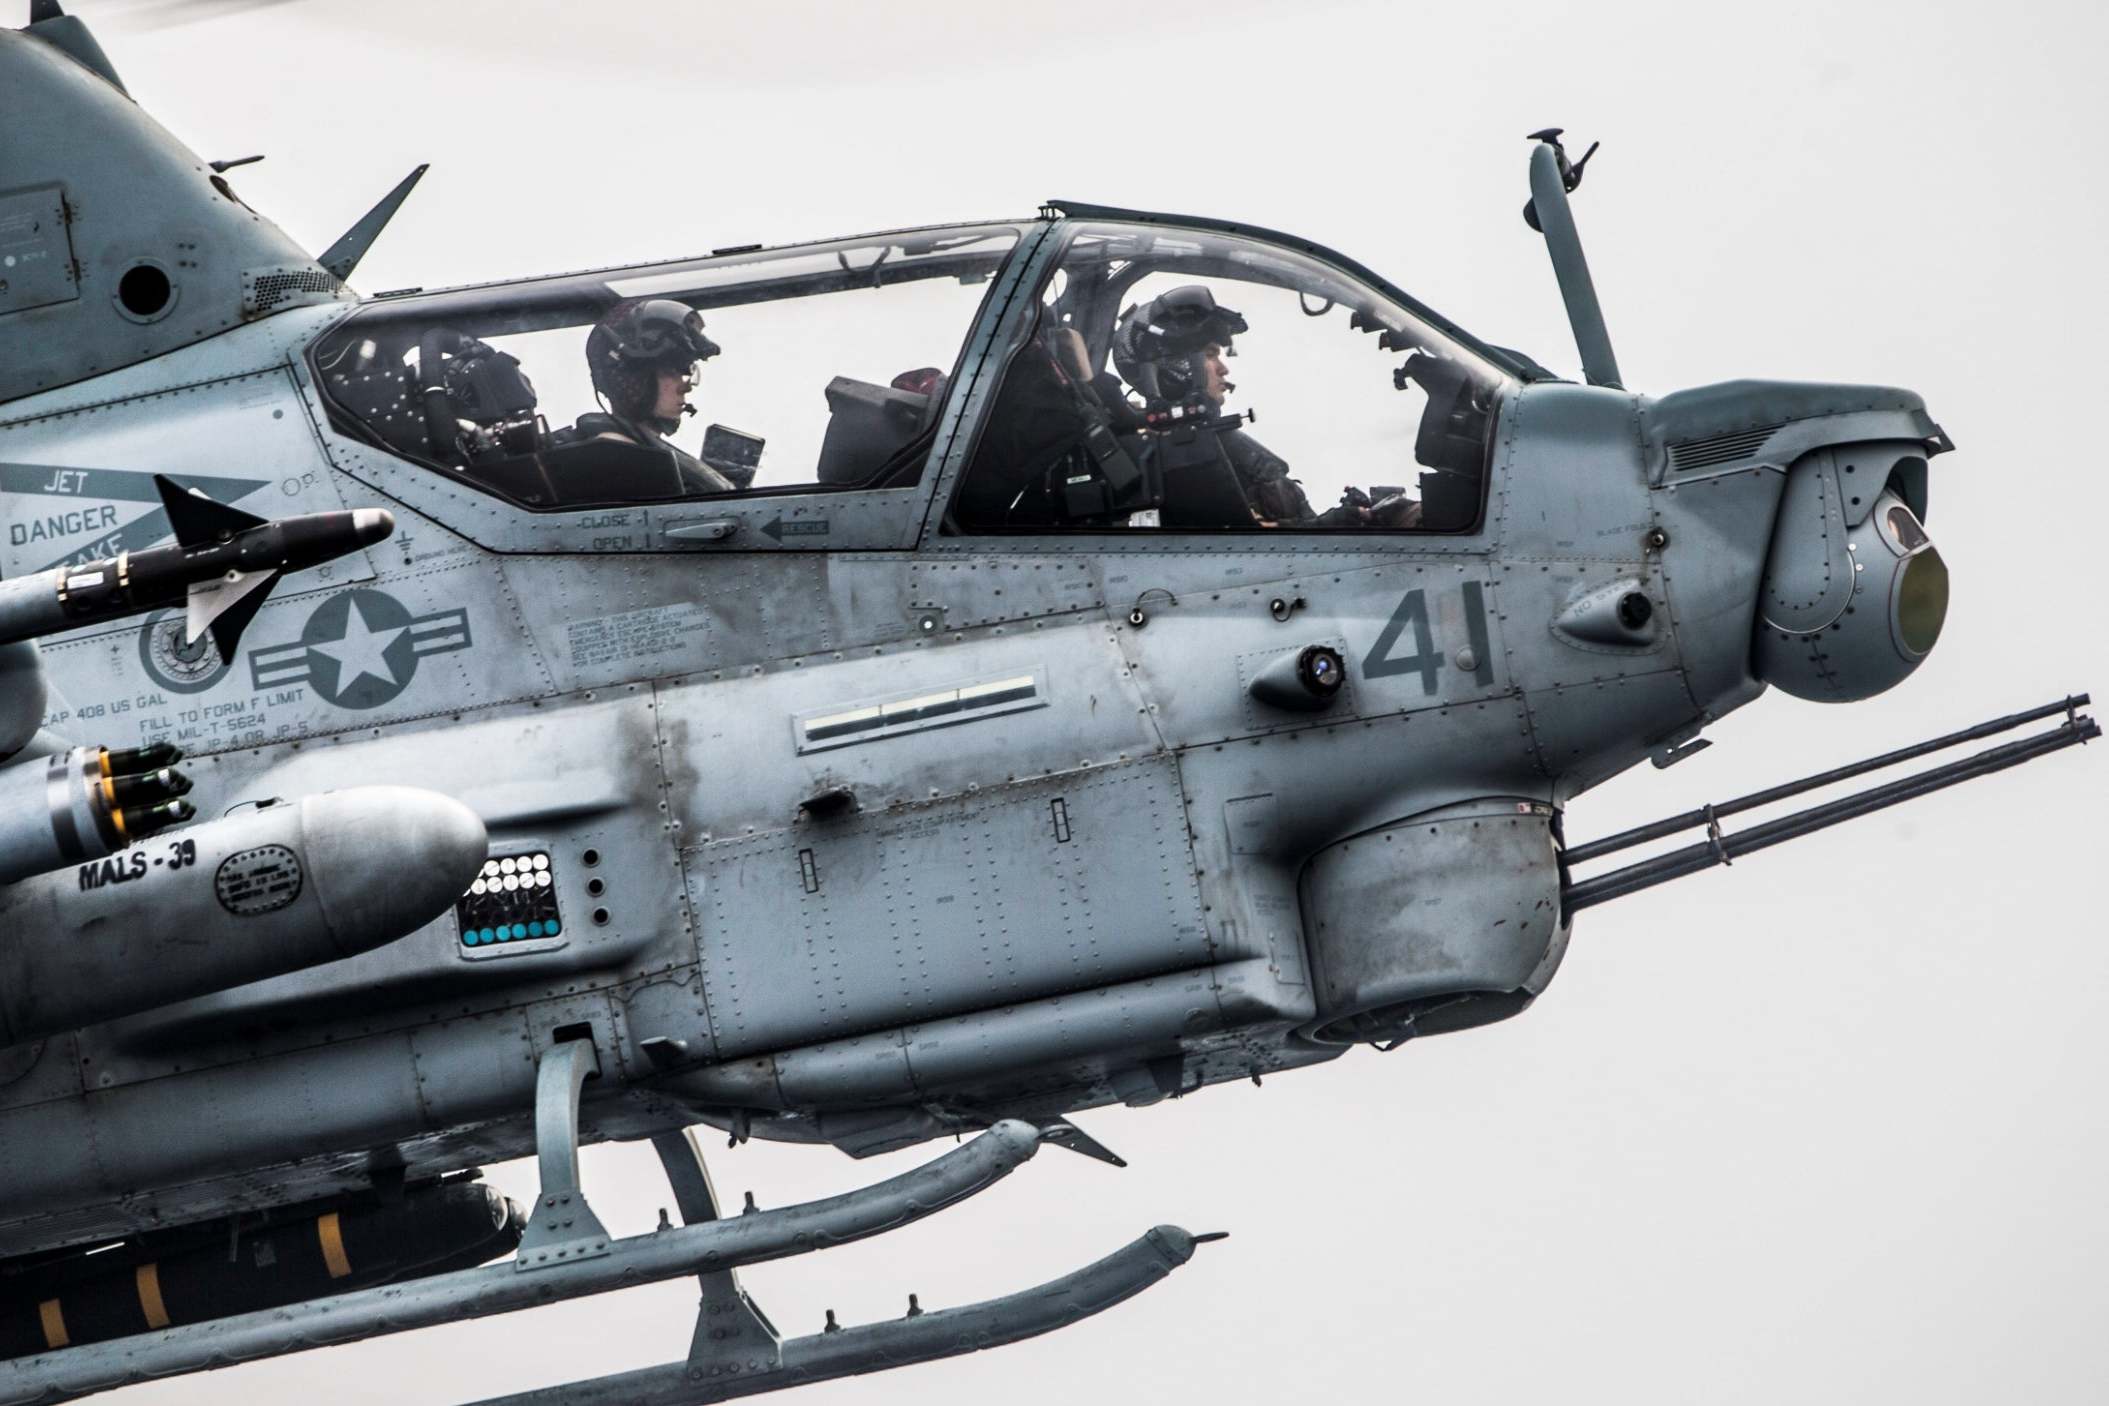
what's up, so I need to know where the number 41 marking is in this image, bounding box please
[1362,582,1495,694]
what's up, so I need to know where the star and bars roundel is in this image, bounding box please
[247,589,472,710]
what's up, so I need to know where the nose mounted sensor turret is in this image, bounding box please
[1757,445,1948,702]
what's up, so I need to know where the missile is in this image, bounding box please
[0,743,197,885]
[0,784,487,1045]
[0,1180,522,1359]
[0,474,394,658]
[4,1123,1048,1400]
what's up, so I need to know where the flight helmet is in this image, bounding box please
[1111,284,1247,403]
[587,298,721,431]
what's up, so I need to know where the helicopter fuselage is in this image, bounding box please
[0,227,1950,1253]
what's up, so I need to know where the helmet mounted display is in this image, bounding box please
[1112,284,1247,402]
[587,298,720,429]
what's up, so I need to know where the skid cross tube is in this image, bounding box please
[1567,694,2092,866]
[1564,714,2097,912]
[461,1226,1214,1406]
[649,1128,784,1379]
[0,1122,1042,1405]
[516,1036,611,1269]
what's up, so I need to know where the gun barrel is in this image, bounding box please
[1566,694,2092,865]
[1564,713,2098,912]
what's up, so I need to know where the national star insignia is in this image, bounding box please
[307,594,407,691]
[246,589,473,710]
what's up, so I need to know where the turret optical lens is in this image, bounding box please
[1895,547,1949,657]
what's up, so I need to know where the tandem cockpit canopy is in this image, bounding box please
[310,211,1537,530]
[310,225,1022,510]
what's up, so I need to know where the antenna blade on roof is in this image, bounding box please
[318,163,429,282]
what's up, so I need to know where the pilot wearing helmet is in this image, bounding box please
[1112,285,1418,528]
[552,298,739,494]
[1111,285,1317,525]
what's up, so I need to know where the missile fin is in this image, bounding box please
[154,474,268,550]
[187,567,279,656]
[1039,1117,1128,1168]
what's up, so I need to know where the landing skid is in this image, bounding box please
[464,1225,1209,1406]
[0,1038,1208,1403]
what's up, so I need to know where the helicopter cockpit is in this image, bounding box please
[950,218,1523,534]
[311,225,1022,510]
[311,212,1531,535]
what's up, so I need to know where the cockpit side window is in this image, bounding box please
[948,223,1511,534]
[312,226,1020,511]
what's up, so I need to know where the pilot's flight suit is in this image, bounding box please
[551,412,737,495]
[1219,428,1316,522]
[1218,429,1420,528]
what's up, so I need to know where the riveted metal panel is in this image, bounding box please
[0,31,332,403]
[1172,691,1548,873]
[690,760,1206,1059]
[656,613,1159,843]
[1520,669,1696,792]
[900,962,1229,1094]
[30,555,556,756]
[1301,799,1564,1035]
[493,553,753,691]
[1489,382,1652,562]
[1110,559,1514,750]
[410,1009,539,1129]
[1492,556,1676,689]
[0,1033,424,1230]
[0,367,371,596]
[0,1033,83,1113]
[0,185,78,317]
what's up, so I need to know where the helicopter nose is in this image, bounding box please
[1754,448,1947,702]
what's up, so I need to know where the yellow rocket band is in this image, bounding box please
[37,1298,67,1350]
[317,1212,351,1279]
[136,1263,170,1330]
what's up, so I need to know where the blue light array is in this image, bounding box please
[463,920,560,946]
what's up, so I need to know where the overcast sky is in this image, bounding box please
[73,0,2109,1402]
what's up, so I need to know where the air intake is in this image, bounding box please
[242,264,348,317]
[1668,422,1782,471]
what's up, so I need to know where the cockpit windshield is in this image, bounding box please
[312,226,1020,509]
[952,221,1513,533]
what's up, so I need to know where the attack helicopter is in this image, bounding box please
[0,4,2096,1403]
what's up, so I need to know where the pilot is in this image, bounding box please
[554,299,738,494]
[1112,285,1419,528]
[1111,285,1315,525]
